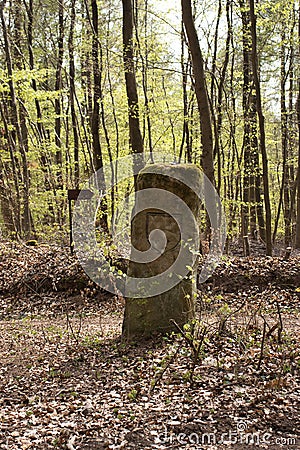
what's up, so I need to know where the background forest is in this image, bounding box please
[0,0,300,253]
[1,2,300,448]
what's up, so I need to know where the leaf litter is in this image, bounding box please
[0,240,299,449]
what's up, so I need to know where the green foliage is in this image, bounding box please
[0,0,298,244]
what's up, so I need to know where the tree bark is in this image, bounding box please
[181,0,215,185]
[249,0,272,255]
[0,1,32,237]
[295,7,300,248]
[122,0,144,175]
[91,0,104,171]
[239,0,265,241]
[179,27,192,163]
[69,0,79,189]
[90,0,108,231]
[55,0,64,189]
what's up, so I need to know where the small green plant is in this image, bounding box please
[127,389,138,401]
[70,391,78,397]
[48,368,58,378]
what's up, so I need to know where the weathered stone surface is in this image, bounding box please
[122,164,202,338]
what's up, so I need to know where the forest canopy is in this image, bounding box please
[0,0,300,252]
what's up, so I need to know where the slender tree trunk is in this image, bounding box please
[249,0,272,255]
[91,0,104,171]
[90,0,108,231]
[281,27,291,245]
[179,27,191,162]
[274,28,290,244]
[210,0,222,108]
[27,0,45,142]
[226,3,240,241]
[0,100,21,233]
[122,0,144,178]
[288,17,296,240]
[14,0,33,236]
[214,0,231,193]
[55,0,64,189]
[181,0,215,185]
[1,1,32,238]
[295,7,300,248]
[240,0,265,242]
[134,0,153,157]
[69,0,79,188]
[0,152,16,234]
[240,0,251,238]
[296,115,300,247]
[162,76,176,160]
[99,36,115,225]
[27,1,54,207]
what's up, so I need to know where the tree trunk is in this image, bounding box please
[122,0,144,178]
[239,0,265,241]
[214,0,231,194]
[295,7,300,248]
[55,0,64,189]
[91,0,104,171]
[249,0,272,255]
[69,0,79,189]
[179,27,191,163]
[0,100,22,234]
[134,0,153,157]
[181,0,215,186]
[0,1,32,238]
[90,0,108,232]
[27,0,45,143]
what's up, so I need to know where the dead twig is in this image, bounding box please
[257,316,267,370]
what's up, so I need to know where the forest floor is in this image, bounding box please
[0,239,299,450]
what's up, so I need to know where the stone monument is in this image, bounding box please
[122,163,202,338]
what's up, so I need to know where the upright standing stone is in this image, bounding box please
[122,164,202,338]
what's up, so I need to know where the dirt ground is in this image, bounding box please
[0,240,299,449]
